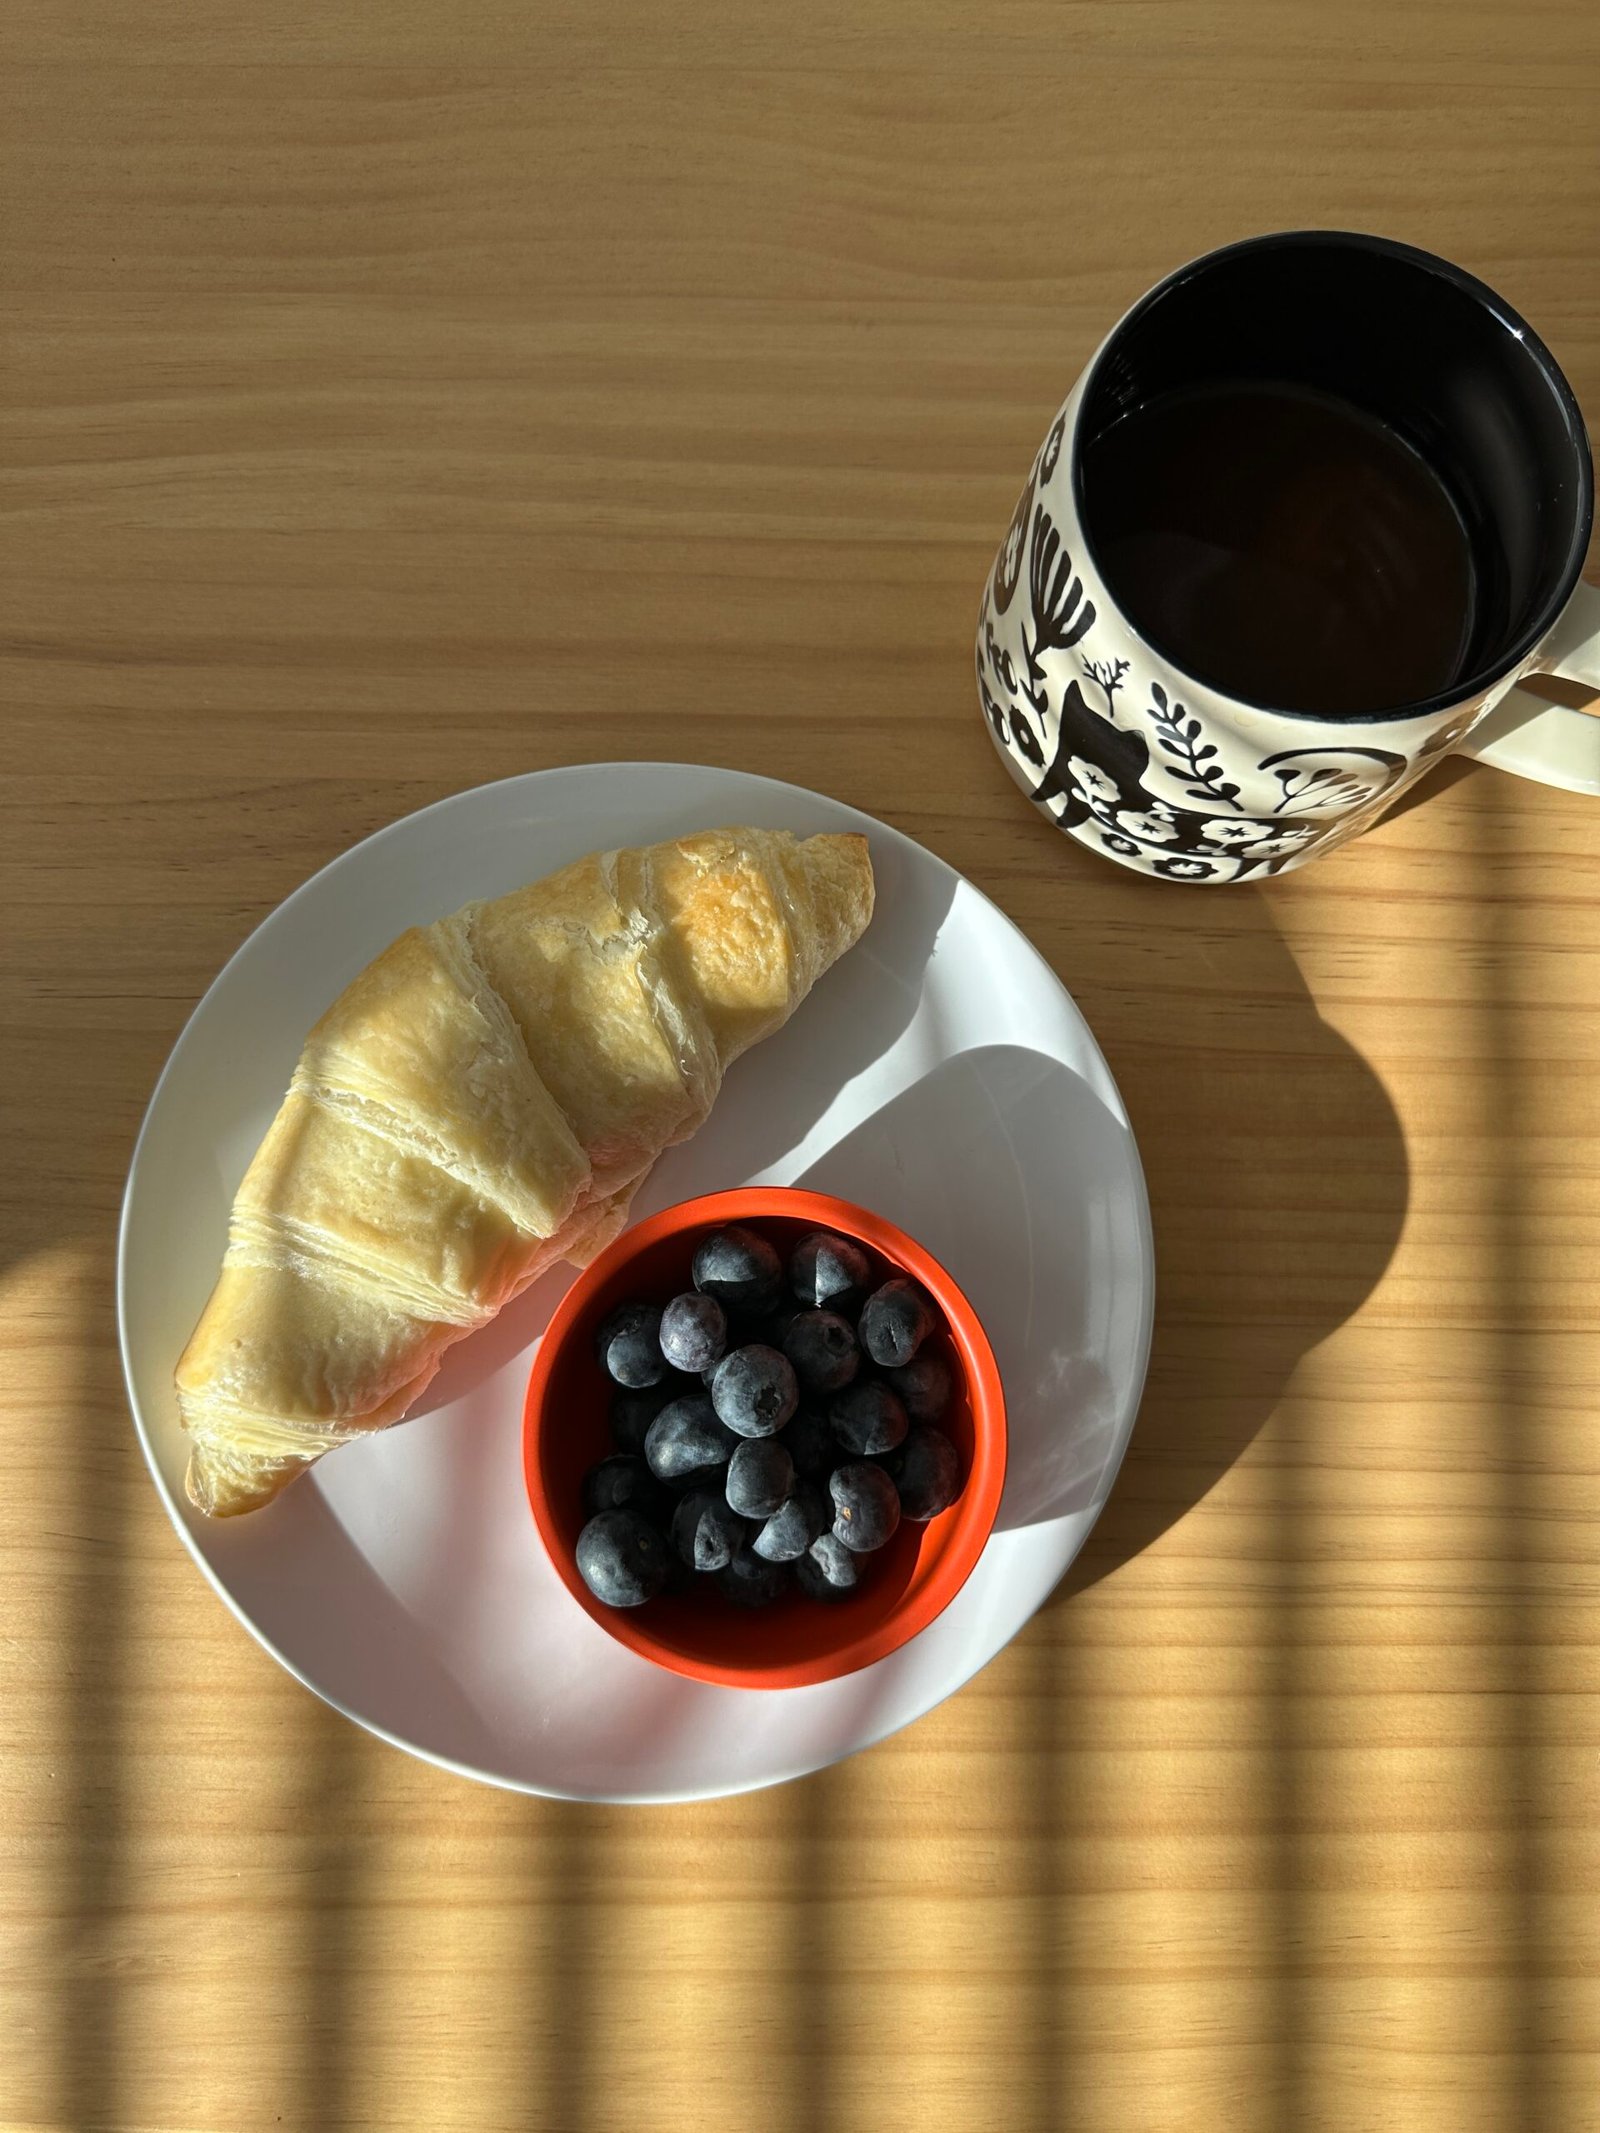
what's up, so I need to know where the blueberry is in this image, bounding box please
[886,1348,953,1424]
[659,1290,727,1374]
[581,1454,667,1520]
[891,1426,962,1521]
[829,1463,901,1553]
[595,1301,667,1388]
[783,1310,861,1396]
[610,1385,669,1456]
[702,1305,795,1383]
[575,1509,670,1607]
[752,1484,827,1563]
[709,1344,799,1439]
[780,1406,835,1483]
[829,1380,908,1458]
[670,1488,746,1572]
[859,1279,938,1369]
[726,1437,795,1520]
[643,1394,737,1482]
[692,1225,783,1312]
[796,1530,861,1599]
[789,1229,873,1311]
[718,1544,790,1608]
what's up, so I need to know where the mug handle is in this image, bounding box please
[1457,578,1600,796]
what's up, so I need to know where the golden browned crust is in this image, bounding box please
[176,827,874,1515]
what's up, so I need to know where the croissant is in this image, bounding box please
[176,826,874,1516]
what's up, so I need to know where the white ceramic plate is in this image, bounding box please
[119,765,1153,1802]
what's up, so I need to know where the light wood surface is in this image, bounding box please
[4,2,1599,2127]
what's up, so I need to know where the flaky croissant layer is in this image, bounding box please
[176,827,874,1515]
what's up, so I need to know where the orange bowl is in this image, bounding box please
[523,1188,1007,1689]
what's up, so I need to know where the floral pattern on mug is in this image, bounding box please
[1116,808,1180,844]
[1068,757,1118,806]
[1153,855,1221,881]
[1197,818,1318,855]
[1236,823,1318,855]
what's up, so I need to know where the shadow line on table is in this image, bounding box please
[300,1690,360,2131]
[536,1805,596,2133]
[57,1241,126,2133]
[1022,853,1412,2127]
[1482,774,1545,2125]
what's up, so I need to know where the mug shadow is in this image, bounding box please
[1367,751,1478,828]
[1041,866,1410,1606]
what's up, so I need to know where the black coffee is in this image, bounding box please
[1080,381,1477,717]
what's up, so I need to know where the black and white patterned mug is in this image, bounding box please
[978,233,1599,884]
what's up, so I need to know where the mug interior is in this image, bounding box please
[1073,231,1594,719]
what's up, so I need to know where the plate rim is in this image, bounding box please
[117,762,1155,1801]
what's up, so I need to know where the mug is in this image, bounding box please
[977,232,1599,884]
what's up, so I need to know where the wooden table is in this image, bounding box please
[4,2,1599,2127]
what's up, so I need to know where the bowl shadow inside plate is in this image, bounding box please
[795,1046,1147,1537]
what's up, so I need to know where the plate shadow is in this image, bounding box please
[1046,878,1410,1604]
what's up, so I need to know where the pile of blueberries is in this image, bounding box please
[574,1223,964,1612]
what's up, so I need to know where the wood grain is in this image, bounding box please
[3,1,1599,2128]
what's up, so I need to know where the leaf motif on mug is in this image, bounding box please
[1080,656,1129,713]
[1142,687,1245,813]
[1258,745,1407,816]
[1027,507,1097,660]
